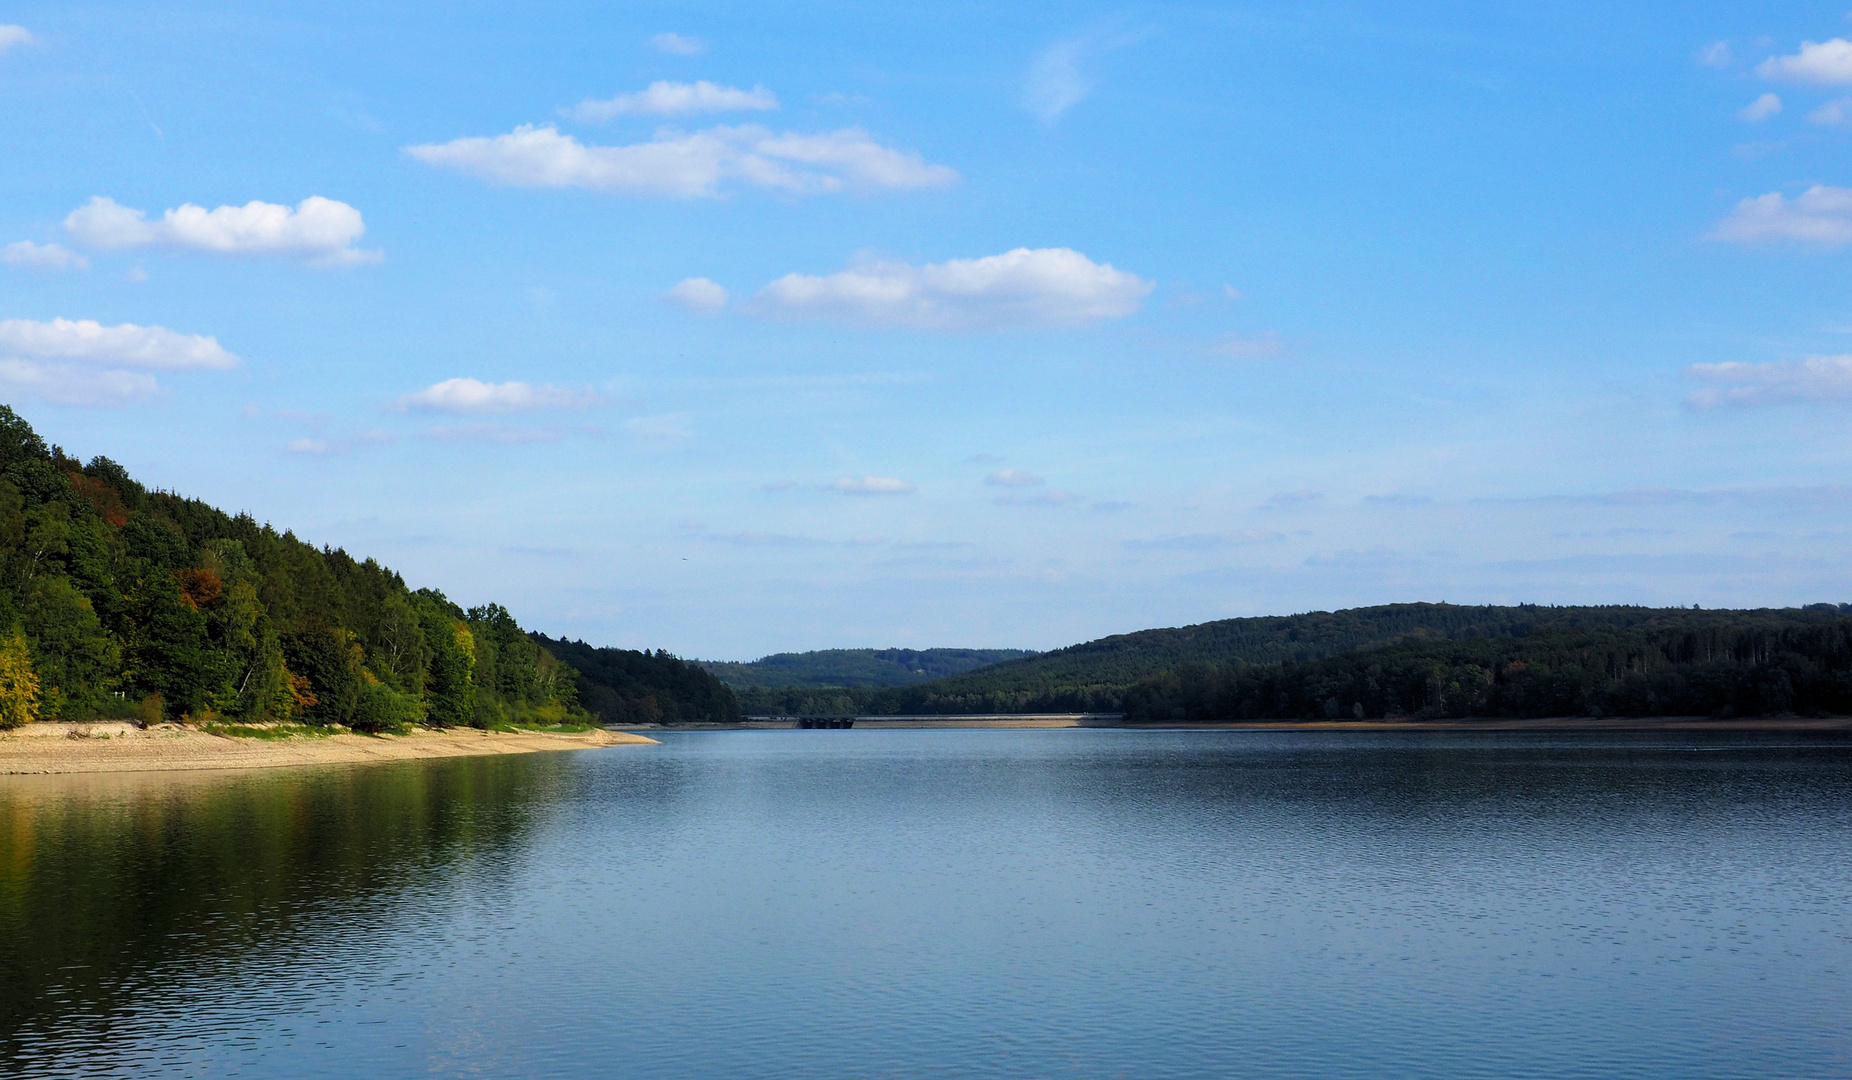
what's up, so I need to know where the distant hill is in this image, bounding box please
[702,648,1035,690]
[738,603,1852,717]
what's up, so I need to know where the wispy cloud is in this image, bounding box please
[994,489,1080,507]
[3,241,87,272]
[396,378,601,413]
[625,413,692,447]
[1687,355,1852,408]
[1757,39,1852,84]
[419,424,561,444]
[984,469,1043,487]
[286,430,396,455]
[406,124,955,197]
[1738,92,1782,122]
[649,32,705,56]
[702,529,831,547]
[1709,186,1852,246]
[1696,41,1733,68]
[1809,98,1852,127]
[832,475,915,495]
[1123,529,1283,551]
[566,81,776,122]
[749,247,1153,330]
[1262,489,1325,510]
[0,25,32,53]
[1212,333,1284,359]
[1022,27,1142,122]
[63,196,380,266]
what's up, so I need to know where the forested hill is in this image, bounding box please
[701,648,1035,690]
[533,636,739,724]
[0,406,584,730]
[0,405,730,731]
[740,603,1852,718]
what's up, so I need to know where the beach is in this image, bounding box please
[0,721,656,775]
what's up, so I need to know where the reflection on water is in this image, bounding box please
[0,756,571,1074]
[2,731,1851,1079]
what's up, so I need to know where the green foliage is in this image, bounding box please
[21,576,119,717]
[700,647,1037,690]
[200,721,335,740]
[534,635,738,724]
[0,406,583,729]
[0,628,40,729]
[351,678,424,733]
[1120,611,1852,722]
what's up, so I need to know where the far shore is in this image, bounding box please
[0,721,657,775]
[621,714,1852,732]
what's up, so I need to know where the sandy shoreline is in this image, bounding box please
[0,721,656,775]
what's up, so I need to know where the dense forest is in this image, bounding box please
[533,635,739,724]
[739,604,1852,720]
[703,648,1035,691]
[0,406,733,731]
[1121,607,1852,722]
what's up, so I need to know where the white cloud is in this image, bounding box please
[406,124,955,197]
[3,241,87,272]
[1739,92,1782,122]
[1809,98,1852,126]
[0,362,157,407]
[1758,39,1852,83]
[749,247,1153,330]
[984,469,1043,487]
[832,475,915,495]
[1687,355,1852,408]
[0,317,237,406]
[1709,185,1852,246]
[650,32,705,56]
[1696,40,1734,68]
[63,196,379,265]
[663,277,729,312]
[0,25,32,52]
[0,317,237,370]
[567,81,777,121]
[396,377,600,413]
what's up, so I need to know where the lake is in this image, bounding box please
[2,729,1849,1078]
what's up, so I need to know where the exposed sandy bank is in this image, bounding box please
[0,721,656,775]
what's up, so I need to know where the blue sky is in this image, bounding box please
[5,2,1852,659]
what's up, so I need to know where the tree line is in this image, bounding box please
[1121,612,1852,722]
[736,604,1852,719]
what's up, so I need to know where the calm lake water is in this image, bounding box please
[2,729,1850,1078]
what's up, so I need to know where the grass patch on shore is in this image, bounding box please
[489,721,598,734]
[201,722,337,741]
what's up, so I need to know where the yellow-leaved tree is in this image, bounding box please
[0,630,42,729]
